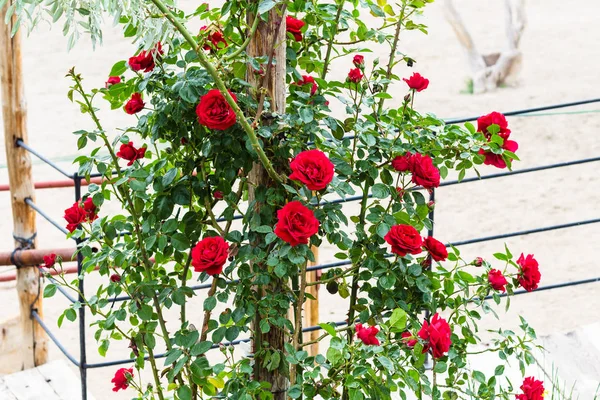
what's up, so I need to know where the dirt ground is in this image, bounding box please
[1,0,600,398]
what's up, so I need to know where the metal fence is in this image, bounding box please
[13,98,600,399]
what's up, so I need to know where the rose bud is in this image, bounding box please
[326,281,339,294]
[427,201,435,210]
[213,191,224,200]
[110,273,121,283]
[474,257,484,267]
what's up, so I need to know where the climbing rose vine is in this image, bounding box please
[30,0,545,398]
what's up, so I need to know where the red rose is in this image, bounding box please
[286,16,305,41]
[111,367,133,392]
[479,139,518,169]
[191,236,229,275]
[391,153,413,172]
[410,153,440,189]
[289,149,335,191]
[401,331,417,347]
[516,377,545,400]
[403,72,429,92]
[353,54,365,68]
[347,68,363,83]
[477,111,511,140]
[105,76,121,88]
[43,253,57,268]
[355,323,380,345]
[274,201,320,247]
[384,224,423,257]
[423,237,448,262]
[128,43,163,72]
[110,274,121,283]
[200,26,228,51]
[64,202,88,232]
[213,191,224,200]
[196,89,237,130]
[124,93,145,115]
[517,253,541,292]
[417,313,451,359]
[296,75,317,95]
[488,269,508,292]
[83,197,98,221]
[117,142,146,166]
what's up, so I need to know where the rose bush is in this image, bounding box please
[30,0,547,398]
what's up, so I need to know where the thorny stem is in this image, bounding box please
[71,70,170,398]
[321,0,344,79]
[290,262,308,386]
[376,4,407,115]
[200,278,219,342]
[149,0,284,185]
[223,10,262,61]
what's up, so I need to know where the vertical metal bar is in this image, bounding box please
[74,173,88,400]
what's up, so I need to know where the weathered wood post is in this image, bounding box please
[0,1,48,369]
[246,4,289,399]
[304,247,320,356]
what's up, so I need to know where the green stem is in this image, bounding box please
[149,0,283,185]
[321,1,344,80]
[376,4,406,115]
[223,10,261,61]
[147,347,166,400]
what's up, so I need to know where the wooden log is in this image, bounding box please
[0,1,48,369]
[246,4,288,399]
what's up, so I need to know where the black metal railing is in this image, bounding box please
[15,98,600,400]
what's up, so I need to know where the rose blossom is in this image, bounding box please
[83,197,98,221]
[488,269,508,292]
[423,237,448,262]
[347,68,363,83]
[516,377,545,400]
[403,72,429,92]
[353,54,365,68]
[196,89,237,130]
[296,75,318,95]
[117,142,146,166]
[110,274,121,283]
[124,93,145,115]
[479,139,519,169]
[384,224,423,257]
[477,111,511,140]
[401,331,417,347]
[410,153,440,189]
[191,236,230,275]
[43,253,57,268]
[517,253,541,292]
[274,201,320,247]
[286,16,305,41]
[200,26,228,50]
[128,43,163,72]
[417,313,452,359]
[105,76,121,88]
[355,323,380,345]
[111,367,133,392]
[391,153,413,172]
[64,202,88,232]
[289,149,335,191]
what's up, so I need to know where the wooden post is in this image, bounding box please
[0,1,48,369]
[246,5,288,399]
[304,247,320,356]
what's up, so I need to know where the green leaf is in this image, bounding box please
[171,233,190,251]
[319,323,337,337]
[494,365,505,375]
[191,341,213,356]
[204,296,217,311]
[254,225,273,233]
[177,385,192,400]
[98,339,109,357]
[109,60,127,77]
[473,370,486,384]
[257,0,277,14]
[371,183,389,199]
[433,361,447,373]
[162,168,178,186]
[389,308,407,330]
[44,284,57,298]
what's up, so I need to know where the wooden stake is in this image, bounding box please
[246,4,288,399]
[0,1,48,369]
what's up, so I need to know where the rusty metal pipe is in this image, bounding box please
[0,176,105,192]
[0,247,76,267]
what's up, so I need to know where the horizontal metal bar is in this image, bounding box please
[25,197,70,236]
[483,276,600,301]
[16,139,74,179]
[445,97,600,124]
[447,218,600,248]
[440,156,600,187]
[31,309,80,367]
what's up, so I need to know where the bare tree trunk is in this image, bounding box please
[246,5,288,399]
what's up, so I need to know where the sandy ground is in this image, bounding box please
[1,0,600,398]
